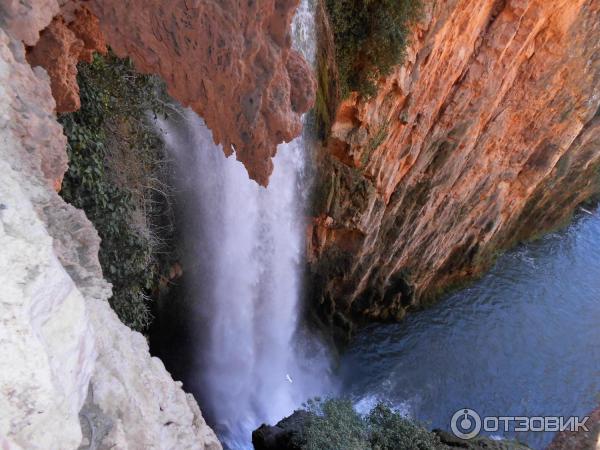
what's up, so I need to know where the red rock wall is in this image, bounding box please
[26,7,107,113]
[86,0,315,185]
[24,0,315,186]
[310,0,600,336]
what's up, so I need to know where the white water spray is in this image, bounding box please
[158,2,332,447]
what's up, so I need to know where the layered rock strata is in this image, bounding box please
[309,0,600,336]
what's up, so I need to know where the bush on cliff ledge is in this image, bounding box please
[325,0,422,98]
[296,398,443,450]
[59,52,175,331]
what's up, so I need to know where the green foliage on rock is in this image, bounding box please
[368,403,442,450]
[324,0,422,98]
[314,50,333,139]
[59,52,174,331]
[300,398,368,450]
[296,398,443,450]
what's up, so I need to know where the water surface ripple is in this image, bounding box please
[340,210,600,449]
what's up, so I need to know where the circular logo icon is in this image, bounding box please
[451,408,481,440]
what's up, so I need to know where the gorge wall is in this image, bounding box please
[22,0,316,186]
[2,0,599,446]
[0,8,222,449]
[309,0,600,337]
[0,0,316,448]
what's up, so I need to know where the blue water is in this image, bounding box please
[339,209,600,449]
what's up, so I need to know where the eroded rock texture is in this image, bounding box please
[25,0,315,185]
[26,6,107,113]
[310,0,600,336]
[87,0,315,185]
[0,30,92,448]
[0,3,221,449]
[0,0,58,45]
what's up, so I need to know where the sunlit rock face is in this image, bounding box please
[86,0,316,185]
[25,0,316,186]
[309,0,600,337]
[0,0,319,446]
[0,2,221,449]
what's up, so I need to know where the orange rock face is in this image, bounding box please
[84,0,315,186]
[25,0,315,185]
[310,0,600,335]
[26,6,106,113]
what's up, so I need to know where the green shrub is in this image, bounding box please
[296,398,442,450]
[300,398,369,450]
[59,52,173,331]
[368,403,441,450]
[324,0,422,98]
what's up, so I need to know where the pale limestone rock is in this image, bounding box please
[87,299,222,450]
[0,27,94,450]
[0,0,59,46]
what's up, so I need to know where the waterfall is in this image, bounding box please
[157,1,331,447]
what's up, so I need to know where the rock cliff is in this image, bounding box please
[309,0,600,336]
[0,1,228,449]
[26,6,107,113]
[0,0,319,446]
[25,0,316,185]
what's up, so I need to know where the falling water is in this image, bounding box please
[156,1,331,448]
